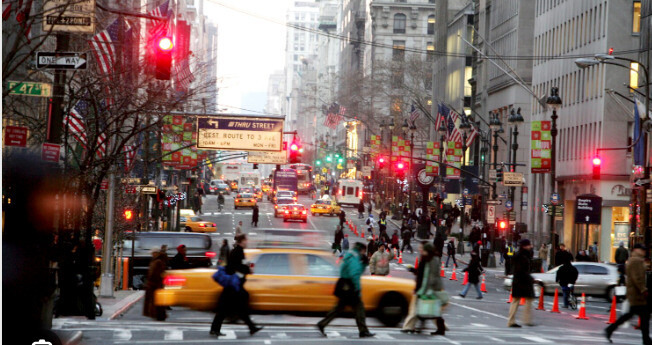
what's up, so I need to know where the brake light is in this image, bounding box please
[205,251,216,258]
[250,199,255,202]
[199,223,206,227]
[212,223,216,227]
[339,190,343,195]
[163,275,186,287]
[285,210,289,214]
[302,210,307,215]
[236,199,241,202]
[293,197,297,201]
[358,191,363,198]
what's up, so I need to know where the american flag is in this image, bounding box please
[90,18,120,78]
[96,132,108,157]
[446,108,463,143]
[15,0,32,40]
[174,20,194,91]
[323,103,345,129]
[410,104,420,123]
[148,0,171,36]
[174,59,195,90]
[123,144,137,171]
[64,99,90,148]
[465,122,479,148]
[3,0,11,20]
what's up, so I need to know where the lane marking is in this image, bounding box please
[271,332,289,338]
[448,301,508,320]
[113,330,132,340]
[471,323,489,327]
[220,330,237,339]
[375,332,394,339]
[488,336,503,342]
[522,335,553,343]
[164,329,183,340]
[264,341,271,345]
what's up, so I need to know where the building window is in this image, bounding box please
[392,40,405,61]
[464,66,472,97]
[427,15,435,34]
[631,62,640,90]
[394,13,407,34]
[633,1,641,33]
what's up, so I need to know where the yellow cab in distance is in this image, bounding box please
[183,216,217,233]
[155,229,415,326]
[234,193,257,209]
[310,197,341,216]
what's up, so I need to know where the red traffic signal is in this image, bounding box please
[157,37,174,51]
[290,143,299,151]
[592,155,601,180]
[396,162,405,170]
[153,36,173,80]
[124,209,134,221]
[497,219,507,230]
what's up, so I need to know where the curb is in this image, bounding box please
[108,291,145,320]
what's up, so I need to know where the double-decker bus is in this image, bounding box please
[290,163,313,194]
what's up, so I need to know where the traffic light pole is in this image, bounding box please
[100,171,116,297]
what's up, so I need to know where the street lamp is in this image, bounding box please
[458,117,472,234]
[489,111,502,200]
[508,107,524,223]
[546,87,562,266]
[405,120,417,210]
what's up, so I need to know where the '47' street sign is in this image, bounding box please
[6,81,52,97]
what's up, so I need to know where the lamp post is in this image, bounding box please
[389,119,396,214]
[459,117,472,235]
[437,121,447,235]
[402,119,417,210]
[489,112,502,200]
[508,107,524,225]
[546,87,562,267]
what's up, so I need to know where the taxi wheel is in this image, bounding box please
[376,292,408,327]
[311,212,316,216]
[185,226,192,232]
[283,218,288,222]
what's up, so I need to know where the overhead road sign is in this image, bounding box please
[247,150,288,164]
[7,81,52,97]
[36,52,87,69]
[502,172,524,186]
[196,116,284,152]
[43,0,96,33]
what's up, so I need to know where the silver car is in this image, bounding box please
[503,262,620,301]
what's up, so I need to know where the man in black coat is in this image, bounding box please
[251,205,259,227]
[210,234,263,337]
[554,243,573,266]
[446,239,457,268]
[339,210,346,229]
[507,239,535,328]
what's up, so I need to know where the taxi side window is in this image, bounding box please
[255,254,291,275]
[305,255,338,276]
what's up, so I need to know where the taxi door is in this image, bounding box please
[246,253,308,311]
[289,253,339,311]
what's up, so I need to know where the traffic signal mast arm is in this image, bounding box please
[410,156,507,188]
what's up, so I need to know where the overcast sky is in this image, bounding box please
[203,0,292,114]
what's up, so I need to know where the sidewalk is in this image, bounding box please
[53,290,144,344]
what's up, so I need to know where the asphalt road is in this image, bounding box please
[57,194,643,344]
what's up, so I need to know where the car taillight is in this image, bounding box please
[163,275,186,287]
[358,191,363,198]
[294,197,297,201]
[275,205,278,209]
[212,223,216,227]
[249,263,255,270]
[339,190,343,195]
[250,199,255,202]
[236,199,241,202]
[205,251,216,258]
[199,223,206,227]
[285,210,289,214]
[302,210,307,215]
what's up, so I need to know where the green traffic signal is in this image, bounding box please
[338,158,344,163]
[335,153,341,158]
[326,156,332,162]
[316,160,321,166]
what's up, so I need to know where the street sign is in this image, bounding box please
[139,186,157,194]
[503,172,524,186]
[6,81,52,97]
[362,166,372,177]
[487,205,496,223]
[196,116,284,152]
[4,126,28,147]
[550,193,560,206]
[489,169,497,180]
[505,200,513,211]
[125,186,137,194]
[36,52,88,69]
[321,167,328,173]
[635,179,651,187]
[41,143,61,162]
[486,200,502,205]
[100,180,108,190]
[247,150,287,164]
[574,194,602,224]
[43,0,96,33]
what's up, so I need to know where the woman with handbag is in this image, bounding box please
[317,242,375,338]
[210,234,263,337]
[401,242,448,335]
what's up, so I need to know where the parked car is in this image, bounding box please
[503,262,621,302]
[122,232,215,289]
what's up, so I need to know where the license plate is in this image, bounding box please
[293,212,299,215]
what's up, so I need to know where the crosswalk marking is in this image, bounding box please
[375,332,394,339]
[522,335,553,343]
[326,331,343,338]
[220,330,237,339]
[113,330,131,340]
[270,332,289,338]
[164,329,183,340]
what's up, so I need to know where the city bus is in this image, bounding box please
[270,168,298,200]
[290,163,313,194]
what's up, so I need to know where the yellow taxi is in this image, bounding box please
[155,230,414,326]
[234,193,257,209]
[230,181,238,191]
[310,198,341,216]
[183,216,217,233]
[261,183,271,193]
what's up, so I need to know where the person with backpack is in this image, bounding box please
[317,242,374,338]
[210,234,263,337]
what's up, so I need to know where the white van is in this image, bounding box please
[335,179,364,206]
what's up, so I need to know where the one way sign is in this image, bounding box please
[36,52,87,70]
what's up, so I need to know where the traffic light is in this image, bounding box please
[154,36,174,80]
[338,157,344,164]
[315,160,321,166]
[377,156,386,169]
[496,218,507,232]
[124,209,134,221]
[326,155,332,163]
[592,155,601,180]
[395,161,407,178]
[289,138,301,163]
[496,167,503,182]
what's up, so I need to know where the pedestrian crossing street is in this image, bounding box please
[55,321,638,344]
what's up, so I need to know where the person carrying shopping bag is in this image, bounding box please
[401,242,448,335]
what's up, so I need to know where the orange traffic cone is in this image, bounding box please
[336,256,342,264]
[606,295,617,324]
[519,298,526,305]
[461,271,469,285]
[393,248,398,260]
[480,274,488,293]
[440,262,446,277]
[506,289,513,303]
[398,251,403,264]
[414,257,419,269]
[450,266,458,281]
[576,293,589,320]
[550,288,561,313]
[536,286,545,310]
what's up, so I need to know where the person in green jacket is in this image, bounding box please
[317,242,375,338]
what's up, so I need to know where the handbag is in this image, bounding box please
[417,294,442,319]
[212,266,241,292]
[334,277,356,302]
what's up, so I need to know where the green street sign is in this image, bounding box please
[6,81,52,97]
